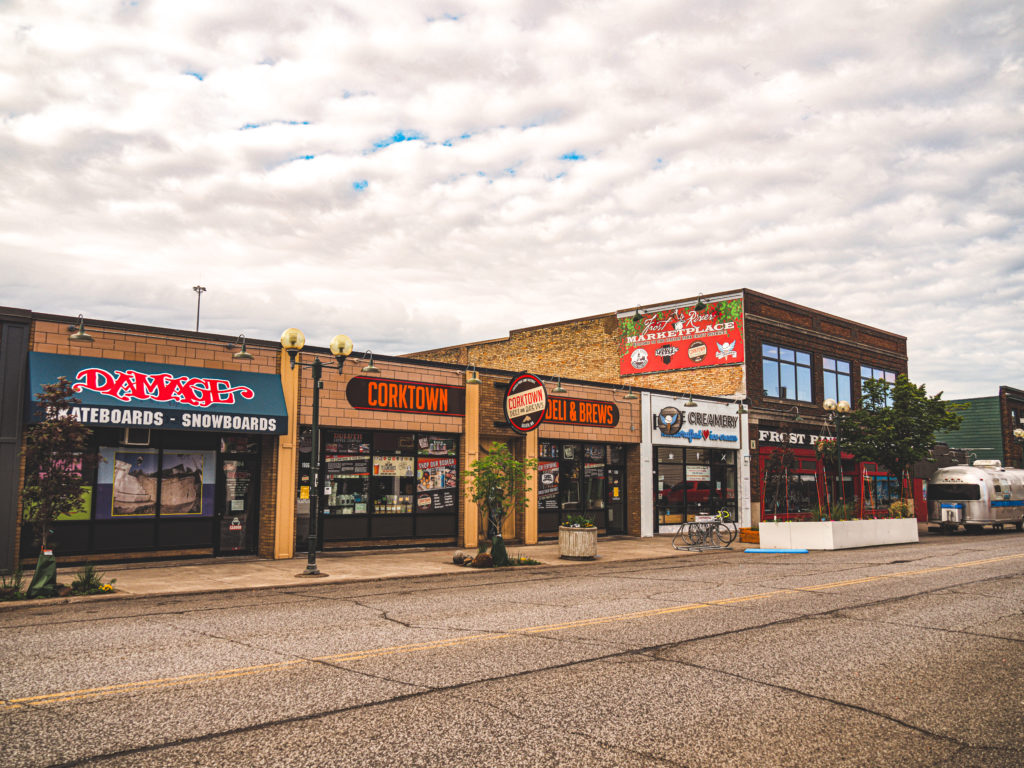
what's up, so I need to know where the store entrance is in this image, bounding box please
[655,447,737,532]
[216,437,261,555]
[538,442,627,534]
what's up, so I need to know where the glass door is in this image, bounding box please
[606,467,625,533]
[217,453,258,554]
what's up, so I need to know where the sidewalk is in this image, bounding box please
[7,536,691,606]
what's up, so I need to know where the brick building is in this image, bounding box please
[0,307,651,570]
[412,289,910,528]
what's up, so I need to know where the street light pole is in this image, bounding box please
[280,329,354,577]
[193,285,206,332]
[823,398,851,518]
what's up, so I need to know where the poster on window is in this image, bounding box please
[416,489,457,513]
[94,448,215,519]
[159,452,216,516]
[373,456,415,478]
[417,457,457,491]
[538,461,559,510]
[617,297,744,376]
[95,448,158,518]
[40,454,92,521]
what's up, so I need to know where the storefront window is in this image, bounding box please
[540,441,626,533]
[657,447,738,526]
[863,474,900,512]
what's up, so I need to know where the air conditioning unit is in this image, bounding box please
[123,428,151,446]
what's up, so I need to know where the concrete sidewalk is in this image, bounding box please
[12,536,694,605]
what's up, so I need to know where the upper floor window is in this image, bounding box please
[822,357,851,404]
[861,366,897,407]
[762,344,811,402]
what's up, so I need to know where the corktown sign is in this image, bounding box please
[504,373,548,433]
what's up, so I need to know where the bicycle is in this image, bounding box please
[672,509,736,550]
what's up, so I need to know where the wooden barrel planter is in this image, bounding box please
[559,526,598,560]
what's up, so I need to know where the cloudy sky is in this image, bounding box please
[1,0,1021,399]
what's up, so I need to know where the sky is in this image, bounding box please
[1,0,1021,399]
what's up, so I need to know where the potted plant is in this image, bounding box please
[559,514,597,560]
[465,442,536,567]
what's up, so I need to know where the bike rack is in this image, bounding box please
[671,515,735,552]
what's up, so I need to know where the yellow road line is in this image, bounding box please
[5,552,1022,711]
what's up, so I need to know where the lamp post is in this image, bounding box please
[193,285,206,332]
[281,328,354,577]
[823,398,851,516]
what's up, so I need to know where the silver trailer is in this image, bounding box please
[928,460,1024,532]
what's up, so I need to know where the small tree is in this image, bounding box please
[21,378,92,552]
[465,442,536,566]
[840,375,963,502]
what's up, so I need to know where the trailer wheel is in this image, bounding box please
[964,524,982,534]
[1015,520,1023,532]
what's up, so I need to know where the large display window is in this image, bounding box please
[313,429,460,544]
[20,428,261,559]
[538,441,626,534]
[656,447,737,528]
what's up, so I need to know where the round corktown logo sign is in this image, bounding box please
[504,373,548,433]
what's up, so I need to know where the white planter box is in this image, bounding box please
[759,518,919,551]
[559,526,598,559]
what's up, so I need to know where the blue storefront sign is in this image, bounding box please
[25,352,288,435]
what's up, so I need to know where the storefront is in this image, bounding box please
[532,386,639,537]
[755,424,902,520]
[642,393,748,534]
[295,366,467,549]
[20,352,287,559]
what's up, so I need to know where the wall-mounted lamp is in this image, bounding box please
[67,314,93,342]
[789,406,804,422]
[466,364,481,385]
[632,306,642,323]
[552,377,567,394]
[683,394,698,407]
[360,351,380,374]
[227,333,253,360]
[736,400,748,415]
[622,386,638,400]
[694,293,707,312]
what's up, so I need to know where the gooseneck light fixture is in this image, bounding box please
[68,314,93,342]
[360,351,380,374]
[466,364,481,385]
[228,333,253,360]
[694,293,707,312]
[280,328,354,577]
[684,393,698,408]
[552,377,567,394]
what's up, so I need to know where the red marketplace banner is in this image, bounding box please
[617,298,744,376]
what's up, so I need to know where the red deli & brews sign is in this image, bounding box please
[618,298,744,376]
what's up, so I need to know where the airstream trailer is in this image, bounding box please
[928,461,1024,532]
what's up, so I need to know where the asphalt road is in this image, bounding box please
[2,531,1023,767]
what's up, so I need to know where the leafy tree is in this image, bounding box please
[21,378,93,551]
[465,442,536,566]
[839,375,963,501]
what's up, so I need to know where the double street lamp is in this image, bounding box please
[823,398,851,514]
[281,328,354,577]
